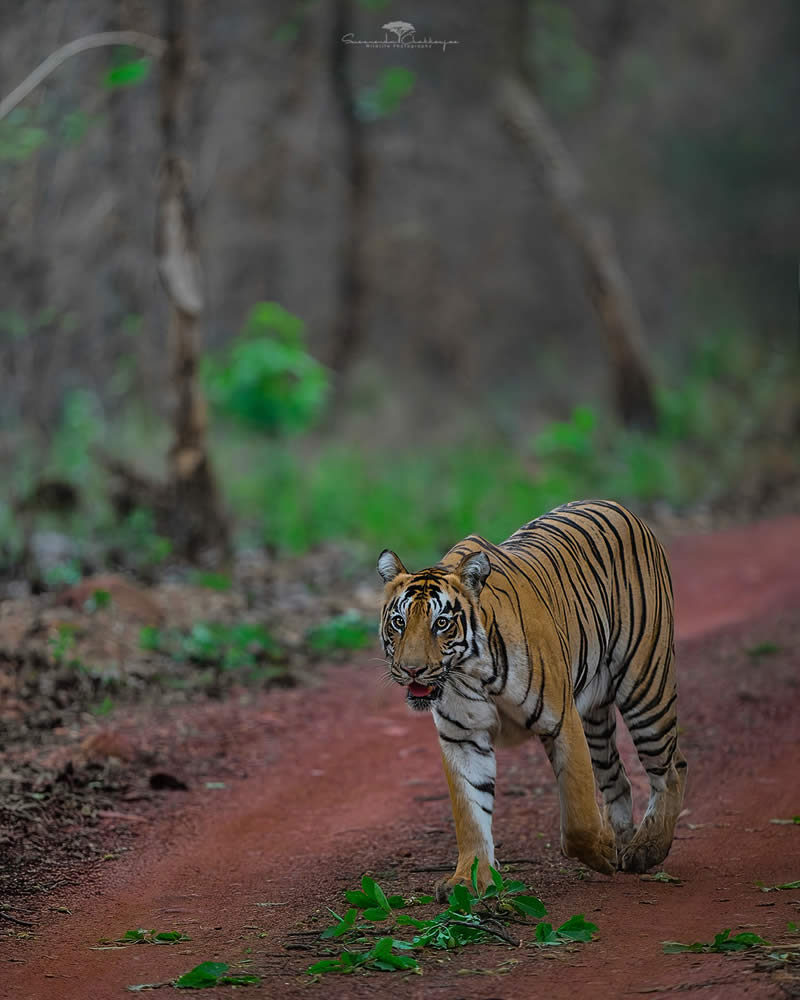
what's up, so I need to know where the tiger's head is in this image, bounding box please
[377,548,490,711]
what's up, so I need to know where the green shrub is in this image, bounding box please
[204,302,328,434]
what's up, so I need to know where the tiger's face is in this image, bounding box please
[377,549,490,711]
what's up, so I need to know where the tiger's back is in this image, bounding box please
[444,499,676,739]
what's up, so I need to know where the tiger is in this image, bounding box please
[378,499,687,901]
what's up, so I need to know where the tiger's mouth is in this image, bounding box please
[405,680,441,711]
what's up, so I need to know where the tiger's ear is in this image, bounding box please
[378,549,407,583]
[456,551,490,597]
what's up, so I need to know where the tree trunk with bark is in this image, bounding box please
[154,0,230,562]
[498,72,658,430]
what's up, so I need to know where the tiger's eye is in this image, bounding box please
[391,614,405,631]
[435,616,450,631]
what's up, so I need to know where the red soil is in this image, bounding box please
[3,516,800,1000]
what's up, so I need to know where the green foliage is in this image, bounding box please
[747,641,780,659]
[49,389,101,481]
[0,104,98,166]
[43,559,82,588]
[49,624,80,666]
[663,928,768,954]
[84,589,112,613]
[533,404,596,461]
[90,695,115,717]
[120,510,173,567]
[308,937,419,975]
[103,49,151,89]
[356,67,416,121]
[117,928,191,945]
[311,863,589,977]
[534,915,597,945]
[173,961,259,988]
[0,108,47,162]
[532,2,596,112]
[204,302,328,435]
[61,110,91,144]
[306,612,374,655]
[0,309,30,340]
[758,879,800,893]
[189,571,232,592]
[139,622,284,678]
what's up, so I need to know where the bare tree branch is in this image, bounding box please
[498,74,658,429]
[0,31,165,121]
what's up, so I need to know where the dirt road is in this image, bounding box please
[3,517,800,999]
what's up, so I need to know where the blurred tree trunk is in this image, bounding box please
[154,0,230,562]
[499,4,657,430]
[328,0,368,389]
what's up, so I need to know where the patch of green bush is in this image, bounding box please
[203,302,328,435]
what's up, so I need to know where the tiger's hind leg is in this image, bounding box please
[617,664,687,873]
[581,702,635,853]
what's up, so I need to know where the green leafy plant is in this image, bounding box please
[356,67,416,121]
[84,588,112,613]
[0,108,47,162]
[663,929,768,954]
[174,961,259,988]
[121,509,173,567]
[309,937,419,975]
[116,928,191,945]
[48,388,102,481]
[310,862,592,977]
[747,641,780,659]
[306,612,375,655]
[103,48,151,89]
[533,405,597,463]
[758,879,800,893]
[90,695,115,717]
[204,302,328,435]
[534,915,597,945]
[189,571,232,592]
[49,624,80,666]
[139,622,285,681]
[43,559,83,588]
[532,1,596,113]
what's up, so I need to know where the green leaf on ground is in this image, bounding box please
[746,641,780,659]
[663,928,768,954]
[172,959,261,988]
[174,962,229,988]
[534,915,597,946]
[759,879,800,892]
[510,894,548,917]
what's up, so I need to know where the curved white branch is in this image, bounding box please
[0,31,165,122]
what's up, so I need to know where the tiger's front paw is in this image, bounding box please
[433,858,492,903]
[562,823,616,875]
[433,873,465,904]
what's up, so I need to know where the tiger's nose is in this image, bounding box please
[404,665,424,678]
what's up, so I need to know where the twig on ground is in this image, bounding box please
[0,911,35,927]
